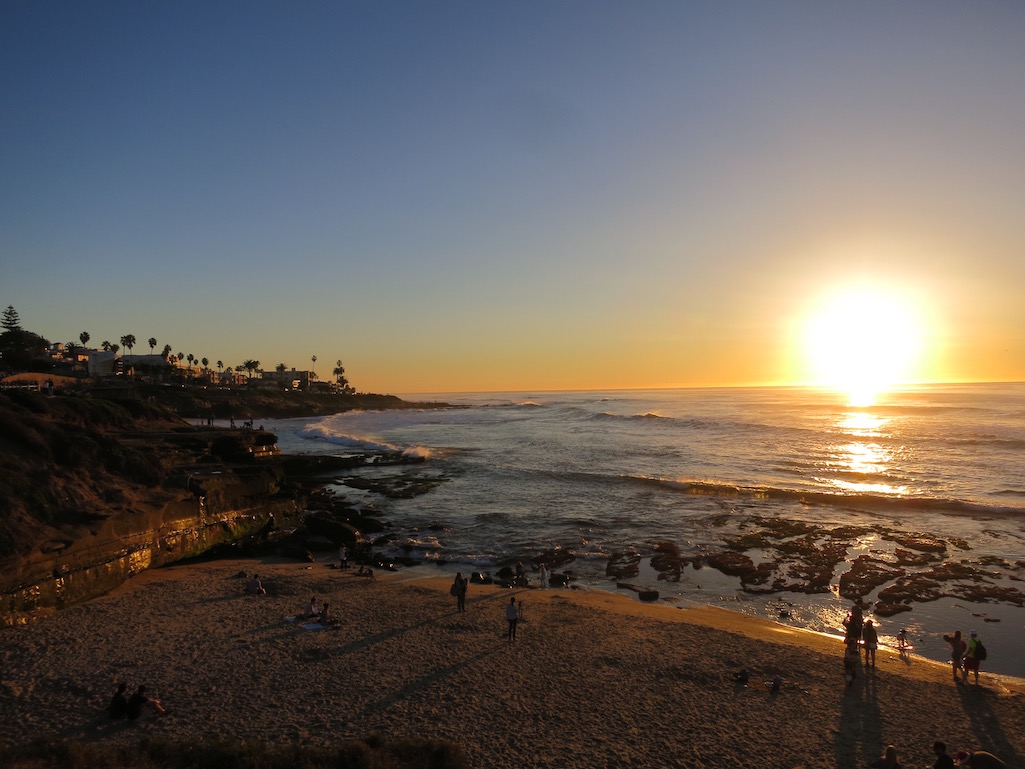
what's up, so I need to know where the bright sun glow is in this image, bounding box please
[802,285,924,406]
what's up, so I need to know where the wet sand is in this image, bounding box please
[2,557,1023,768]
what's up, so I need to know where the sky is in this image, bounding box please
[3,2,1025,395]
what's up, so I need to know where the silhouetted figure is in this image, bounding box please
[108,682,128,719]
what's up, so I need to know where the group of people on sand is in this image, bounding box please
[450,572,522,640]
[943,628,986,686]
[842,603,879,686]
[107,682,166,721]
[871,740,1006,768]
[841,604,987,690]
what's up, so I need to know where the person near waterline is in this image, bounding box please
[963,630,984,685]
[943,629,967,684]
[862,619,878,668]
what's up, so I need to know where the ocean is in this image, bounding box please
[262,383,1025,678]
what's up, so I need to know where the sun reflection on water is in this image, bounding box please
[827,412,908,496]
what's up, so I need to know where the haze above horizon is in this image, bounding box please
[3,3,1024,394]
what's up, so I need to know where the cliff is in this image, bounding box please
[0,388,405,625]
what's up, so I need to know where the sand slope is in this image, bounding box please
[2,559,1023,769]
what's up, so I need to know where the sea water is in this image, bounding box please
[263,384,1025,677]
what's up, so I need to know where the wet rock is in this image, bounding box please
[650,541,684,582]
[839,555,903,601]
[606,552,640,579]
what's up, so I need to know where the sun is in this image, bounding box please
[801,284,924,406]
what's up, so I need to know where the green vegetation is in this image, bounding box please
[0,735,467,769]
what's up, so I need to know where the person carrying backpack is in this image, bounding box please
[964,630,986,685]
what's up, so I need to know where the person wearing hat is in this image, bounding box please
[963,630,982,685]
[954,749,1005,768]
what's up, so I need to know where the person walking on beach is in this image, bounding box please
[862,619,878,668]
[963,630,984,685]
[943,630,967,684]
[452,572,467,612]
[843,602,863,647]
[506,596,519,641]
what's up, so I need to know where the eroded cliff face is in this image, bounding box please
[0,391,303,625]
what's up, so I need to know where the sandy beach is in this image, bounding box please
[2,558,1023,769]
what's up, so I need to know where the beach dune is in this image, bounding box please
[1,559,1023,769]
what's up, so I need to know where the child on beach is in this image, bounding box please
[306,597,321,620]
[898,628,908,649]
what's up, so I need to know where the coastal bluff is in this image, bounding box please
[0,387,425,626]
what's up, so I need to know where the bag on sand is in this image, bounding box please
[975,640,988,661]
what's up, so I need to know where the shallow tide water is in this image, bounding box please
[261,384,1025,677]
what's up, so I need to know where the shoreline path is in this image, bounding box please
[2,558,1024,769]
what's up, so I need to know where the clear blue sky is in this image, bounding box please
[3,2,1025,393]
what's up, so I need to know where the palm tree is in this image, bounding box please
[110,344,119,355]
[311,355,317,376]
[201,357,209,374]
[162,344,172,360]
[242,359,260,380]
[79,331,90,347]
[102,340,111,352]
[149,337,157,355]
[333,359,350,391]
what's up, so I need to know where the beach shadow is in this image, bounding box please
[833,667,883,769]
[958,681,1021,766]
[355,644,503,719]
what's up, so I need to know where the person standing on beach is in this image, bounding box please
[963,630,983,685]
[862,619,878,668]
[452,572,467,612]
[843,603,863,647]
[943,630,966,683]
[339,545,348,569]
[506,596,519,641]
[538,563,548,588]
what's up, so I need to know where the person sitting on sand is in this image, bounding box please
[107,681,129,720]
[127,685,165,720]
[862,619,878,668]
[931,741,955,769]
[306,597,321,620]
[245,574,266,595]
[318,602,338,626]
[870,743,902,768]
[954,750,1006,768]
